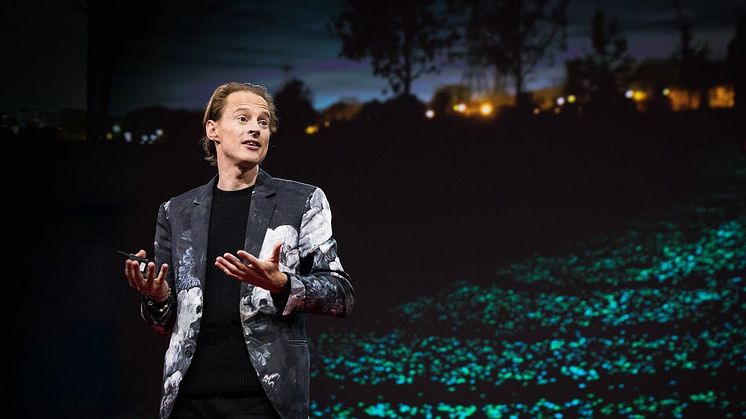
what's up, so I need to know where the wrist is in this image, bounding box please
[148,290,171,303]
[271,272,290,294]
[143,293,171,315]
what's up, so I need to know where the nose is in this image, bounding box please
[248,122,260,136]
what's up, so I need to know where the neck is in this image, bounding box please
[216,163,259,191]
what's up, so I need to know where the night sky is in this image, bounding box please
[2,0,743,115]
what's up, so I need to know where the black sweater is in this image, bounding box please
[179,184,263,396]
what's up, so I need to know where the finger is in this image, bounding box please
[145,262,156,284]
[215,259,244,280]
[216,256,246,277]
[156,263,169,281]
[136,249,146,258]
[224,252,249,268]
[237,250,260,265]
[130,260,146,291]
[155,263,169,287]
[125,260,137,289]
[269,241,283,263]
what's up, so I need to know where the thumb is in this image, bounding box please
[269,241,283,263]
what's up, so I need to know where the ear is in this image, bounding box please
[205,120,219,143]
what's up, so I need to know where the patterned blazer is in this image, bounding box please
[140,169,355,418]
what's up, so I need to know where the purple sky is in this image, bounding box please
[1,0,743,115]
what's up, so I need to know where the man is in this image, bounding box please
[123,82,354,419]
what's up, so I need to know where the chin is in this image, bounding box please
[240,156,265,167]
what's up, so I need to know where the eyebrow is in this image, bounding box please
[234,107,270,119]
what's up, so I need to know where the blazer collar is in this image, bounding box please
[189,167,277,291]
[253,168,277,198]
[192,167,276,206]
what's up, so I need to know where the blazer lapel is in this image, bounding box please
[190,175,217,290]
[241,169,277,296]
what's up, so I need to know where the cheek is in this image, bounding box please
[225,129,243,143]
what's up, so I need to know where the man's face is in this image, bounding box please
[207,90,271,169]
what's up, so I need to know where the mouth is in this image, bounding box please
[242,139,261,150]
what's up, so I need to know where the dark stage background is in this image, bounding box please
[6,1,746,418]
[14,110,746,418]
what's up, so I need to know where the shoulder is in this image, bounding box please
[270,176,318,197]
[266,175,331,210]
[159,181,212,213]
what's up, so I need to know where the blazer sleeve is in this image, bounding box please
[140,201,177,336]
[279,187,355,317]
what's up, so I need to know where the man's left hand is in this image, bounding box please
[216,241,288,293]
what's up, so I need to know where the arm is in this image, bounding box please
[280,188,355,317]
[140,201,177,336]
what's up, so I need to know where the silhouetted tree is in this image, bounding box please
[564,59,589,101]
[565,9,634,107]
[673,0,712,109]
[330,0,454,97]
[84,0,114,141]
[633,58,677,112]
[728,15,746,113]
[320,99,363,123]
[274,78,318,134]
[355,100,385,122]
[430,84,470,117]
[460,0,567,108]
[84,0,221,141]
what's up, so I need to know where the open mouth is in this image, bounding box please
[242,140,261,149]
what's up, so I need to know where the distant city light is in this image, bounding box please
[112,124,121,133]
[425,109,435,119]
[633,91,647,101]
[479,103,493,116]
[554,107,561,114]
[453,103,466,113]
[709,85,735,108]
[155,128,164,136]
[105,132,113,140]
[556,97,565,106]
[533,108,541,115]
[662,88,671,96]
[305,125,319,135]
[625,90,634,99]
[323,120,331,127]
[124,132,132,143]
[567,95,576,103]
[149,134,157,142]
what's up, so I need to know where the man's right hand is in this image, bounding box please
[124,249,171,302]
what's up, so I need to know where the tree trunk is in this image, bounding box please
[402,8,414,96]
[514,54,526,107]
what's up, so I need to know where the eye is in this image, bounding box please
[237,115,248,122]
[258,119,269,127]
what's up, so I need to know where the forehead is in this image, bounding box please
[224,90,270,113]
